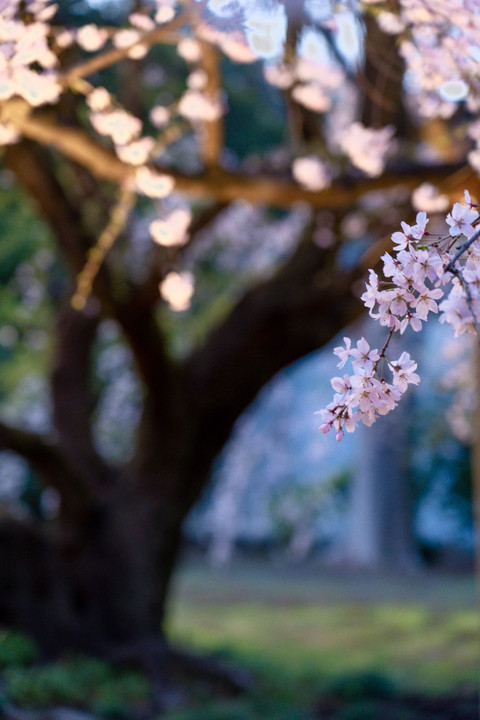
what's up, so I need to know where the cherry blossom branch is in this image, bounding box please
[319,192,480,441]
[445,226,480,272]
[60,16,187,85]
[0,100,468,209]
[448,265,480,337]
[378,326,396,359]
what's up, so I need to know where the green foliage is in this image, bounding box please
[162,697,305,720]
[0,629,39,668]
[93,673,151,718]
[0,179,55,400]
[5,665,86,707]
[163,698,257,720]
[324,672,397,701]
[0,560,477,720]
[167,559,477,720]
[335,701,419,720]
[222,59,286,160]
[3,654,150,714]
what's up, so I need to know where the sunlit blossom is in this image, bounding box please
[134,167,175,198]
[90,109,142,145]
[292,156,331,191]
[149,105,170,128]
[116,137,155,166]
[177,38,202,63]
[292,82,332,113]
[244,5,287,59]
[159,271,195,311]
[149,208,192,247]
[412,183,449,213]
[76,24,108,52]
[86,87,111,112]
[339,122,394,177]
[0,122,20,145]
[178,90,223,122]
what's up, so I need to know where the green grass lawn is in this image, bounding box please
[0,558,477,720]
[164,557,478,720]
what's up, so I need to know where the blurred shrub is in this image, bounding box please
[4,664,86,706]
[3,654,150,715]
[336,701,419,720]
[0,629,39,668]
[93,673,151,718]
[325,671,397,701]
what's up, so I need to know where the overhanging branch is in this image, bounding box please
[0,100,469,209]
[4,141,174,426]
[0,420,97,515]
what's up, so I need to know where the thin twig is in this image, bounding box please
[448,265,480,337]
[61,15,186,86]
[379,326,395,359]
[443,226,480,337]
[72,187,136,311]
[445,226,480,272]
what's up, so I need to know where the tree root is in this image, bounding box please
[167,644,255,695]
[107,636,255,716]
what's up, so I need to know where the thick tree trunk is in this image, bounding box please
[0,481,182,656]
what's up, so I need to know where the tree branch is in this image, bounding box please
[0,420,96,517]
[1,100,468,209]
[51,304,114,487]
[198,41,224,168]
[180,227,362,505]
[60,16,187,86]
[3,142,174,431]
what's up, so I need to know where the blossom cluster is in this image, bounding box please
[319,338,420,442]
[390,0,480,119]
[4,0,480,323]
[319,191,480,440]
[0,0,60,131]
[339,123,395,178]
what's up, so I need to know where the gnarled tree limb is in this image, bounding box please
[4,141,174,409]
[0,420,97,517]
[1,100,468,209]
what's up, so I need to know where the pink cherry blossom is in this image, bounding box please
[116,137,155,166]
[319,188,480,439]
[350,338,380,374]
[410,285,443,320]
[446,202,479,237]
[90,109,142,145]
[134,167,175,198]
[292,156,331,191]
[339,122,394,177]
[76,25,108,52]
[333,337,352,368]
[391,352,420,392]
[160,271,195,312]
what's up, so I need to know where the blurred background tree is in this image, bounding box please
[0,0,477,708]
